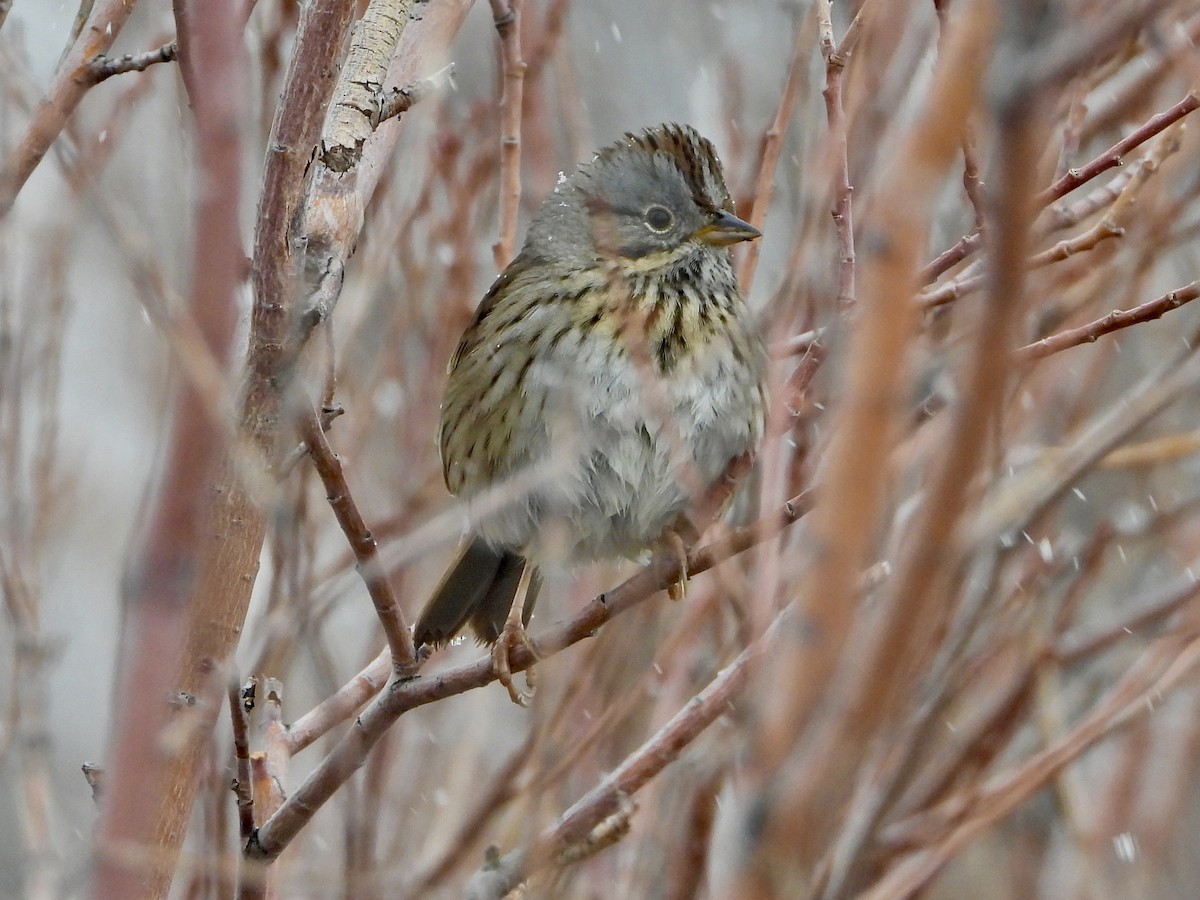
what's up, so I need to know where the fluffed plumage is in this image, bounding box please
[414,123,766,647]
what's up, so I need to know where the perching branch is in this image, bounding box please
[244,490,812,861]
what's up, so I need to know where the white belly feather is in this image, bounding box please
[471,324,762,563]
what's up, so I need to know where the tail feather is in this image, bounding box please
[414,536,540,646]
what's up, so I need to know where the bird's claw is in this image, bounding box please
[491,620,538,706]
[662,526,692,601]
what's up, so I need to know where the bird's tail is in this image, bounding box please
[413,535,541,646]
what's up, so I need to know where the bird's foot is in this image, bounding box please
[491,613,539,707]
[660,519,698,601]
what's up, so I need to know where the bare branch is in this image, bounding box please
[815,0,869,307]
[283,649,391,755]
[1016,281,1200,362]
[468,612,779,897]
[490,0,526,269]
[87,40,179,84]
[321,0,414,173]
[245,490,812,861]
[1035,91,1199,207]
[228,679,256,845]
[737,8,808,292]
[920,91,1200,285]
[299,404,418,672]
[375,62,455,126]
[0,0,140,214]
[88,3,247,895]
[867,633,1200,898]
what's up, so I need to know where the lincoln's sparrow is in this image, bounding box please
[414,123,766,660]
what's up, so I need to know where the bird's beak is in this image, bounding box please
[693,209,761,246]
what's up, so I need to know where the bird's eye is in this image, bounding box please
[644,205,675,233]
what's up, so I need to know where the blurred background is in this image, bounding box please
[3,1,1200,897]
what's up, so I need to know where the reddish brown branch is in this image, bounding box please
[737,8,808,292]
[0,0,139,214]
[490,0,526,269]
[869,632,1200,898]
[245,490,811,860]
[919,91,1200,285]
[89,4,247,896]
[799,80,1044,898]
[299,404,417,673]
[467,617,777,897]
[1034,91,1199,207]
[735,4,999,888]
[113,3,361,895]
[919,231,984,286]
[1015,281,1200,363]
[293,488,810,752]
[815,0,869,307]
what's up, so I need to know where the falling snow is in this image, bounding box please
[1113,832,1138,862]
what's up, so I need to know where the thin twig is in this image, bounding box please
[737,8,808,292]
[918,90,1200,285]
[284,648,391,755]
[404,731,537,895]
[490,0,525,269]
[374,62,455,126]
[1037,89,1199,207]
[816,0,869,307]
[87,40,178,84]
[1015,281,1200,362]
[466,610,783,898]
[921,121,1183,310]
[972,322,1200,547]
[1055,571,1200,664]
[0,0,139,214]
[867,632,1200,898]
[299,403,417,673]
[245,490,812,860]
